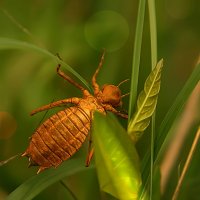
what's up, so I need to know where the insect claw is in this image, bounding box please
[37,166,47,174]
[56,64,61,73]
[21,151,28,157]
[55,53,63,61]
[28,157,37,167]
[28,162,34,168]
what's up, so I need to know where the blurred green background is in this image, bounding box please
[0,0,199,199]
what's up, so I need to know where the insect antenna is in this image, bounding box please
[121,92,130,98]
[117,79,130,99]
[117,79,129,87]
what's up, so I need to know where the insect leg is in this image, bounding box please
[30,97,81,116]
[104,104,128,119]
[85,132,94,167]
[57,64,86,92]
[85,147,94,167]
[92,50,105,95]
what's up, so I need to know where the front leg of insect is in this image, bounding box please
[22,51,128,174]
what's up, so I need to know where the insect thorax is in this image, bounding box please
[79,96,105,114]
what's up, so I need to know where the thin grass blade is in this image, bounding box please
[7,158,93,200]
[0,37,90,89]
[148,0,158,199]
[128,0,146,122]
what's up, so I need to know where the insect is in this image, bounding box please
[22,51,128,174]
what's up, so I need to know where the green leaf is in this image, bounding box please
[128,59,163,143]
[7,158,93,200]
[0,37,90,89]
[93,112,142,200]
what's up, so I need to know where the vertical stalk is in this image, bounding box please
[172,127,200,200]
[148,0,158,199]
[128,0,146,122]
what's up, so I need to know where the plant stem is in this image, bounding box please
[172,126,200,200]
[128,0,146,122]
[148,0,158,199]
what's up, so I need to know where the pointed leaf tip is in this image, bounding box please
[128,59,164,143]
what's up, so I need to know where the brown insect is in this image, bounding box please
[22,52,128,174]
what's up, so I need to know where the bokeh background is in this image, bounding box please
[0,0,199,199]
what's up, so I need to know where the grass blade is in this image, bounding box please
[148,0,158,199]
[172,126,200,200]
[7,159,93,200]
[148,0,157,68]
[128,0,147,122]
[0,37,90,89]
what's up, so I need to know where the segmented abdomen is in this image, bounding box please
[23,106,91,173]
